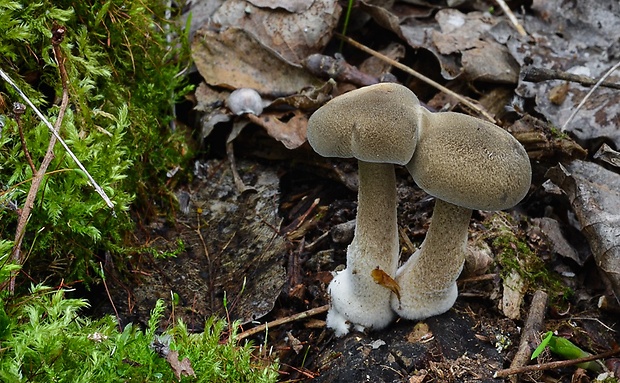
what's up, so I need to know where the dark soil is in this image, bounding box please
[88,124,620,382]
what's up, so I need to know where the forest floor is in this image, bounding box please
[92,1,620,382]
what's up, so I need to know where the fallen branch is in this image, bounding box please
[508,290,548,383]
[494,348,620,378]
[522,67,620,90]
[336,34,496,123]
[237,304,329,341]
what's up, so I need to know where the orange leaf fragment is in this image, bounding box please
[371,267,401,303]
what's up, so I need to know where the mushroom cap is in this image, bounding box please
[307,83,421,165]
[227,88,264,116]
[406,111,531,211]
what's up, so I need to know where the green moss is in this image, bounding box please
[0,0,194,284]
[549,125,570,140]
[486,213,571,300]
[0,284,279,382]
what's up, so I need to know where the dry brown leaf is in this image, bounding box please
[286,330,304,354]
[194,82,229,113]
[461,42,519,84]
[166,350,196,381]
[508,0,620,147]
[371,267,401,303]
[269,79,335,110]
[246,110,308,149]
[409,372,428,383]
[247,0,312,12]
[406,322,433,343]
[463,239,493,277]
[546,160,620,304]
[212,0,341,65]
[192,27,321,95]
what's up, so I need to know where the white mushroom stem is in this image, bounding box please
[391,198,472,320]
[326,161,399,336]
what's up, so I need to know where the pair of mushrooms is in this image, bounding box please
[307,83,531,336]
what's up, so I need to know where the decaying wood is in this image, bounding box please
[508,290,548,383]
[522,66,620,90]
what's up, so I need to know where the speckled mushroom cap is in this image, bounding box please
[307,83,421,165]
[406,111,531,211]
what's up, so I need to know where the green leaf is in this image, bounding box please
[531,331,553,360]
[546,333,604,372]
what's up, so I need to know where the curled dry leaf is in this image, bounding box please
[463,238,493,277]
[212,0,341,66]
[531,217,583,265]
[546,160,620,303]
[246,110,308,149]
[166,350,196,381]
[247,0,312,13]
[593,143,620,168]
[406,322,433,344]
[269,79,336,110]
[192,27,321,95]
[371,267,401,303]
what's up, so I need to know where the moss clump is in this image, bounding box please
[0,1,193,285]
[0,282,279,382]
[486,213,571,300]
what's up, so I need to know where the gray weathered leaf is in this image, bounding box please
[546,160,620,303]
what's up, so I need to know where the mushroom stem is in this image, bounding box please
[392,198,472,320]
[326,161,399,336]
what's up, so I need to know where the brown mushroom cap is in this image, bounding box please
[307,83,421,165]
[406,111,531,211]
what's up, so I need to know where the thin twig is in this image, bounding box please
[8,28,73,292]
[494,0,527,36]
[0,62,115,212]
[195,210,215,312]
[237,304,329,341]
[494,348,620,378]
[336,34,496,123]
[100,262,122,332]
[458,273,498,284]
[14,103,36,173]
[561,60,620,132]
[521,67,620,90]
[226,121,255,194]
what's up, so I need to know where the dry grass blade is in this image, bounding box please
[561,60,620,131]
[494,0,527,36]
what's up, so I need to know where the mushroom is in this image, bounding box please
[226,88,264,116]
[392,111,531,320]
[306,83,422,336]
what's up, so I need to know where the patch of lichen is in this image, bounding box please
[485,213,571,301]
